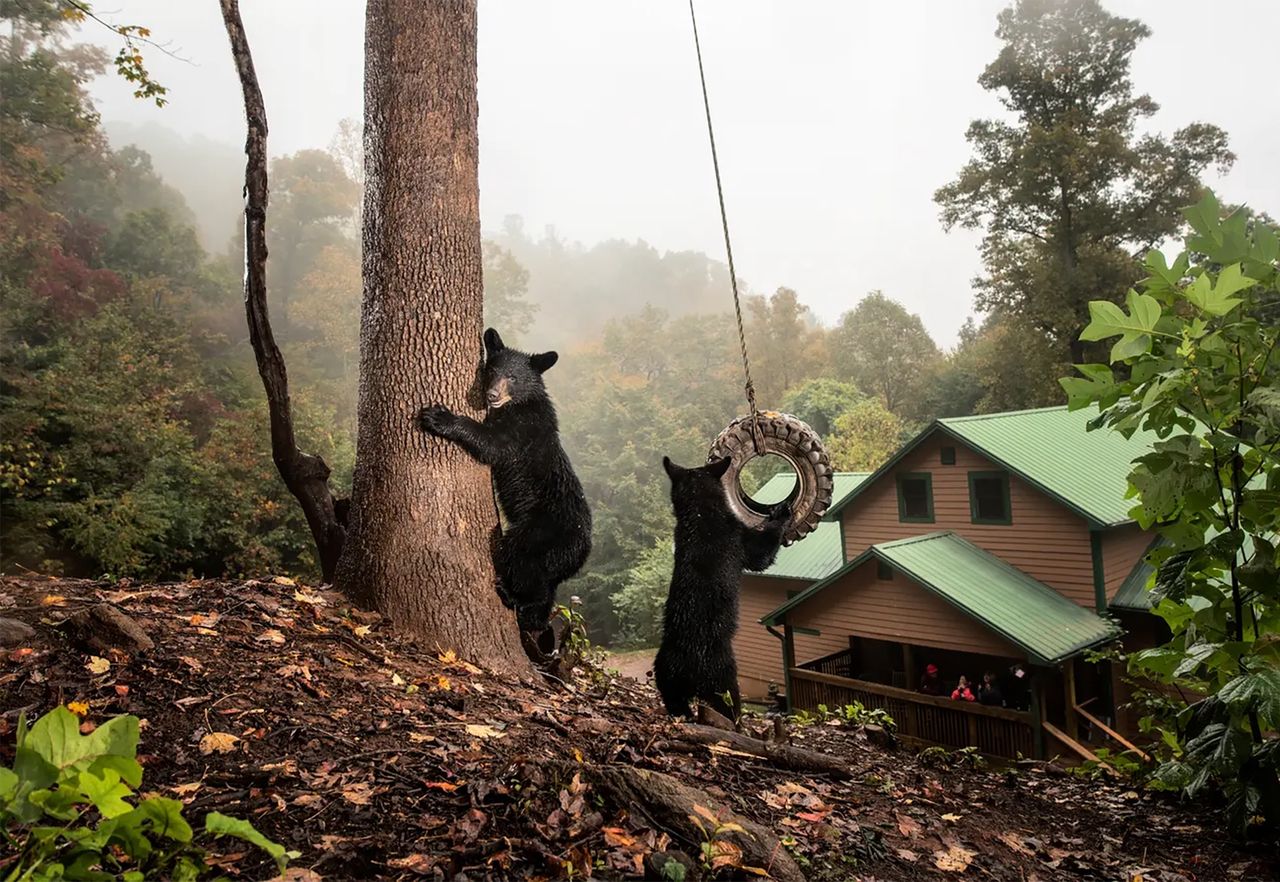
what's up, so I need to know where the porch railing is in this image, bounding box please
[789,666,1036,760]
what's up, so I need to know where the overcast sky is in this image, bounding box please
[79,1,1279,346]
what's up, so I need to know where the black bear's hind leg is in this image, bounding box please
[515,596,553,632]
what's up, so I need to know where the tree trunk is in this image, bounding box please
[335,0,531,676]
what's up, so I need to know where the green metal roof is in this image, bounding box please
[753,521,845,581]
[1110,539,1163,611]
[746,472,868,582]
[751,470,870,511]
[827,405,1164,527]
[763,531,1123,665]
[939,407,1164,527]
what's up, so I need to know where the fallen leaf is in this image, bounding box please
[602,827,637,849]
[896,848,920,862]
[934,843,976,873]
[710,839,744,870]
[257,629,286,645]
[391,672,405,686]
[293,793,323,807]
[897,812,922,839]
[178,656,204,672]
[941,812,963,823]
[67,701,89,716]
[172,782,203,797]
[424,780,462,792]
[114,684,130,697]
[349,623,371,637]
[199,732,240,755]
[40,594,67,606]
[85,656,110,675]
[341,782,375,805]
[996,831,1034,856]
[691,803,720,825]
[283,869,324,881]
[273,575,296,586]
[408,732,435,743]
[386,854,436,873]
[465,723,505,739]
[293,590,326,606]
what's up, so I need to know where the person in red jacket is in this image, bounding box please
[951,675,976,702]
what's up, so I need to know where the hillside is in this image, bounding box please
[1,576,1272,881]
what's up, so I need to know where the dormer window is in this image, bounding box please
[896,473,934,523]
[940,446,956,465]
[969,471,1011,524]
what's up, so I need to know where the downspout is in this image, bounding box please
[1088,529,1117,720]
[765,624,791,712]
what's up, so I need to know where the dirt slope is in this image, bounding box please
[1,576,1273,881]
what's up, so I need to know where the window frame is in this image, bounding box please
[940,446,956,465]
[896,472,935,524]
[968,470,1012,525]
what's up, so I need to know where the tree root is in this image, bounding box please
[672,723,852,780]
[579,763,806,882]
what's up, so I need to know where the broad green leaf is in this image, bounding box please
[17,708,141,788]
[206,811,298,872]
[1182,191,1222,238]
[1185,264,1253,316]
[0,766,18,801]
[136,797,194,843]
[1253,219,1279,263]
[76,768,135,818]
[1218,669,1280,725]
[1144,250,1189,292]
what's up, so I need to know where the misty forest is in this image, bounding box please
[2,1,1279,880]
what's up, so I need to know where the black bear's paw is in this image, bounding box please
[767,500,792,525]
[417,404,454,436]
[494,576,516,610]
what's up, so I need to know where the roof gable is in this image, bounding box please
[827,405,1162,527]
[763,531,1122,664]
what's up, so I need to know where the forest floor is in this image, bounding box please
[2,575,1276,882]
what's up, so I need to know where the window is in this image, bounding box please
[969,471,1011,524]
[896,473,934,523]
[876,560,894,581]
[940,446,956,465]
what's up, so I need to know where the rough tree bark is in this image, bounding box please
[334,0,531,675]
[219,0,347,582]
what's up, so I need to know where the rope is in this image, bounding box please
[688,0,764,454]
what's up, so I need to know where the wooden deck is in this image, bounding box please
[790,658,1037,760]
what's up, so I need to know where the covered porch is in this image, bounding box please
[791,650,1037,758]
[764,532,1126,761]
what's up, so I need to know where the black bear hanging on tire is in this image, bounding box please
[709,411,833,546]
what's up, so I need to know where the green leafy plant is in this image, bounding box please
[1061,191,1280,833]
[837,701,897,734]
[1074,748,1146,782]
[1,707,297,880]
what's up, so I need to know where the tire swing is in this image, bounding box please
[689,1,832,546]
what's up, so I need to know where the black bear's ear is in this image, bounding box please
[483,328,505,357]
[706,456,732,479]
[530,351,559,373]
[662,456,681,479]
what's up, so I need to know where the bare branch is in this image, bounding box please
[219,0,346,581]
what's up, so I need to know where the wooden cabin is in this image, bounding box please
[738,406,1166,761]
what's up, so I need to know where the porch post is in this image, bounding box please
[782,624,797,712]
[1064,660,1080,741]
[1030,668,1045,760]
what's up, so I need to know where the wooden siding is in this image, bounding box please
[736,576,847,700]
[842,435,1097,607]
[786,560,1022,659]
[1102,523,1155,601]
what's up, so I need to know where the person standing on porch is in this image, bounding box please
[919,663,942,695]
[977,671,1003,707]
[951,675,976,702]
